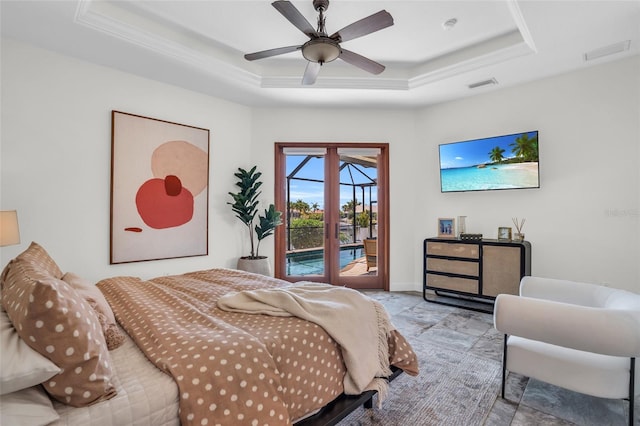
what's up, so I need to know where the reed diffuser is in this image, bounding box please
[512,217,526,241]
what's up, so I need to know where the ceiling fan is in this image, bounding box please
[244,0,394,85]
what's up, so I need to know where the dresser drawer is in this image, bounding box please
[423,238,531,310]
[426,258,479,276]
[426,241,479,259]
[426,273,479,293]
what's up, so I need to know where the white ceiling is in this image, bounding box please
[1,0,639,108]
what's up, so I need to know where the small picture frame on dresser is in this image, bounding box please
[438,218,456,238]
[498,227,512,241]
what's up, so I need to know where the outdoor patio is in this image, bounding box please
[340,256,377,276]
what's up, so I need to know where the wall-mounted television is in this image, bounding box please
[439,130,539,193]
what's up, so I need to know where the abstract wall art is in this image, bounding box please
[110,111,209,264]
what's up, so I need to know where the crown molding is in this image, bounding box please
[74,0,260,88]
[409,32,535,89]
[73,0,536,92]
[260,76,408,90]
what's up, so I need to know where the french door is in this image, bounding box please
[274,143,389,290]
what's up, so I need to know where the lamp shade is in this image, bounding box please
[0,210,20,247]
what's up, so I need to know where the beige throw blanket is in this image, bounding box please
[217,282,394,403]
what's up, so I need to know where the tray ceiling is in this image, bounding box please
[1,0,638,108]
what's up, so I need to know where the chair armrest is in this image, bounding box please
[519,276,614,307]
[494,294,640,357]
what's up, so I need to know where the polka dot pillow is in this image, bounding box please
[1,258,116,407]
[1,242,63,284]
[61,272,125,350]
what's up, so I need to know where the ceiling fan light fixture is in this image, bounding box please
[245,1,393,83]
[302,38,341,63]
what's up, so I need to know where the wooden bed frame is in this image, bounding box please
[294,367,402,426]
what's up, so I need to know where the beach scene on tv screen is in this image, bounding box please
[439,131,539,192]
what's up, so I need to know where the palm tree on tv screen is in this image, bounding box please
[510,133,539,162]
[489,146,506,164]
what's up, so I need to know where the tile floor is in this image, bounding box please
[362,290,638,426]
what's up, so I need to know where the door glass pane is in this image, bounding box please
[337,149,379,277]
[284,153,326,277]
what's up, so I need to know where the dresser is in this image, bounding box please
[423,238,531,311]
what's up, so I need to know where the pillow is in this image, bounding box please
[1,258,116,407]
[86,297,125,350]
[1,242,63,291]
[0,385,60,426]
[62,272,125,350]
[0,308,61,395]
[13,241,63,278]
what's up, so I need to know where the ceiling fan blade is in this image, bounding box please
[302,61,321,85]
[330,10,393,43]
[244,45,301,61]
[272,1,317,38]
[339,49,385,75]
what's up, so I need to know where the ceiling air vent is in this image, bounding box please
[468,78,498,89]
[584,40,630,61]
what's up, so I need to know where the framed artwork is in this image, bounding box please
[110,111,210,264]
[498,227,512,241]
[437,218,455,238]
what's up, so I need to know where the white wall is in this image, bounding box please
[1,39,253,281]
[2,37,639,292]
[250,57,639,292]
[416,56,640,291]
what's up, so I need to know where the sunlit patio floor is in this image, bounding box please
[340,257,377,276]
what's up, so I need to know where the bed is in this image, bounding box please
[0,242,418,426]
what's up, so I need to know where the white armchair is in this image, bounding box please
[494,276,640,426]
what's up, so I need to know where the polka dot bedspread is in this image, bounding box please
[97,268,418,426]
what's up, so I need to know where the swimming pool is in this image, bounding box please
[286,246,364,276]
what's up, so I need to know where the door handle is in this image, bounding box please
[326,223,338,239]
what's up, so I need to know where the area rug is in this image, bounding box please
[519,378,627,425]
[339,342,501,425]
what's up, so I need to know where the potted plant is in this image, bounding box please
[228,166,282,276]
